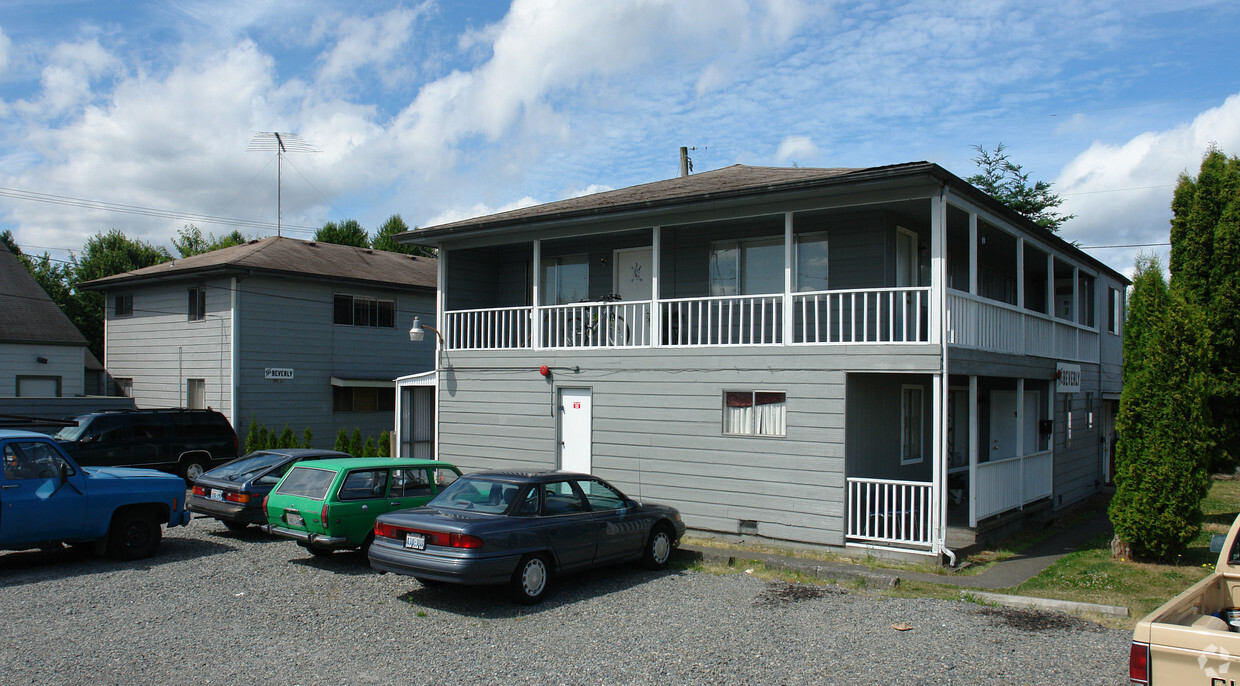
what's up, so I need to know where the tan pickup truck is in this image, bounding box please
[1131,515,1240,685]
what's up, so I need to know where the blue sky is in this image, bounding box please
[2,0,1239,276]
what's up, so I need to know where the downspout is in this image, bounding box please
[935,184,957,567]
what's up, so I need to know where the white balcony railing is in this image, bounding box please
[846,477,933,548]
[793,287,930,344]
[443,306,532,350]
[974,450,1053,521]
[660,294,782,346]
[540,300,651,348]
[946,291,1099,363]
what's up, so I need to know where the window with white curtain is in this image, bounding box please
[723,391,787,437]
[900,385,924,465]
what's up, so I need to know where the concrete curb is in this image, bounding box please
[962,590,1130,618]
[674,544,901,590]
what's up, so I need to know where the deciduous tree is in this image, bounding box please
[313,219,369,247]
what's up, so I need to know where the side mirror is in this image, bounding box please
[624,499,638,509]
[59,462,70,484]
[1211,534,1227,554]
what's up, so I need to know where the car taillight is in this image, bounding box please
[375,522,401,539]
[224,492,250,503]
[192,486,207,496]
[1129,642,1149,685]
[447,533,483,549]
[321,503,329,525]
[262,494,269,513]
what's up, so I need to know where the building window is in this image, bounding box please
[333,294,396,328]
[188,288,206,321]
[1078,273,1096,328]
[710,237,783,296]
[723,391,786,437]
[113,378,133,397]
[1108,287,1122,335]
[796,233,829,292]
[16,376,61,398]
[114,294,133,317]
[540,254,589,305]
[333,386,396,413]
[901,385,925,465]
[186,378,205,409]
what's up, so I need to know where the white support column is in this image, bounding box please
[968,213,978,295]
[930,193,947,343]
[933,188,950,560]
[652,226,662,348]
[433,249,446,461]
[1072,266,1080,358]
[532,239,542,350]
[783,212,794,345]
[968,375,979,528]
[1016,238,1025,355]
[1016,378,1026,457]
[1046,254,1054,319]
[932,372,944,556]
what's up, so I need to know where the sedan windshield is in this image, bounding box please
[209,452,282,481]
[431,477,522,514]
[53,417,91,442]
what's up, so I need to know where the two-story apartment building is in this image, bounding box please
[399,162,1128,561]
[82,237,437,448]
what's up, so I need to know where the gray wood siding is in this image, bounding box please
[1052,365,1105,508]
[0,343,85,397]
[105,280,234,416]
[235,276,435,449]
[437,345,941,546]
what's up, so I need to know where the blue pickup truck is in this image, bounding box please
[1,429,191,560]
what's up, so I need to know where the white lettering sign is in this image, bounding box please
[1056,363,1081,393]
[265,367,295,380]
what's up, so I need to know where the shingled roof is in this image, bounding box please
[80,236,436,291]
[0,241,88,346]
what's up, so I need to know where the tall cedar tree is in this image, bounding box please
[1168,149,1240,470]
[966,144,1075,232]
[1106,286,1210,558]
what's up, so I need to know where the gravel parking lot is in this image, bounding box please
[1,515,1129,685]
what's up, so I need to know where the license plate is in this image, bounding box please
[405,533,426,550]
[286,512,304,528]
[209,489,224,502]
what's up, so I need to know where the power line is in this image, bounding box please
[1078,242,1170,249]
[0,186,320,234]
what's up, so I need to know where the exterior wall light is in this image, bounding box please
[409,316,442,344]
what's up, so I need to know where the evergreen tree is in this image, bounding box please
[371,214,435,258]
[313,219,369,247]
[302,427,314,449]
[244,418,261,454]
[966,144,1075,232]
[335,429,350,454]
[278,425,296,449]
[362,436,376,456]
[1110,284,1214,559]
[377,431,391,457]
[349,428,364,456]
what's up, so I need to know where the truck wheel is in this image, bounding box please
[179,458,208,485]
[107,511,162,560]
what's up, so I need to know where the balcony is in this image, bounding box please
[439,287,932,351]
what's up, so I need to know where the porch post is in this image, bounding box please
[1072,266,1080,359]
[1016,239,1025,356]
[1016,377,1026,511]
[933,372,945,556]
[652,226,662,348]
[783,212,793,345]
[968,213,978,295]
[532,239,542,350]
[932,189,948,558]
[433,249,446,460]
[968,375,979,528]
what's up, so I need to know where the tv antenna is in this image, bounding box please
[247,132,319,236]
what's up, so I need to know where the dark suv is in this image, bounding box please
[54,409,238,484]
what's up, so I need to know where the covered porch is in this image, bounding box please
[842,372,1054,556]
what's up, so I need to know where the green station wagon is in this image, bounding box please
[262,457,461,557]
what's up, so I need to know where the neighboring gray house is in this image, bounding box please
[0,240,89,398]
[81,237,437,448]
[400,162,1129,561]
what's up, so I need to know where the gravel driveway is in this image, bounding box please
[1,516,1130,685]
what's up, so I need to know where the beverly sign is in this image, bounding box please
[264,367,294,380]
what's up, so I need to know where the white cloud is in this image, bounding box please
[424,196,541,227]
[1055,93,1240,277]
[315,7,421,86]
[774,137,820,166]
[16,40,118,118]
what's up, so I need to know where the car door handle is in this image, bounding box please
[390,501,400,506]
[1,484,18,490]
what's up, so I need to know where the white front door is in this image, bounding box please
[613,247,653,301]
[990,390,1040,460]
[558,388,592,473]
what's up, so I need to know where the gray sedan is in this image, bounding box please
[368,470,686,603]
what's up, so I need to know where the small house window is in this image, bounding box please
[1108,287,1122,335]
[333,386,396,413]
[540,254,589,305]
[114,378,133,397]
[188,288,206,321]
[723,391,786,437]
[115,294,133,317]
[710,237,783,296]
[333,294,396,328]
[186,378,205,409]
[901,385,924,465]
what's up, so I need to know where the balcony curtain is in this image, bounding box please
[725,391,786,435]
